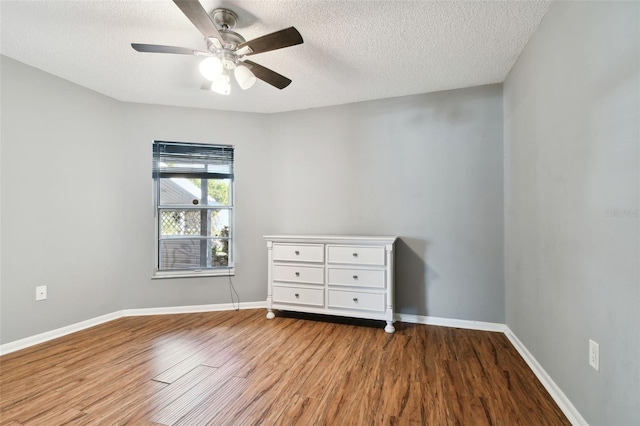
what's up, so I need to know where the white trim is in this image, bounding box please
[504,326,589,426]
[0,301,266,356]
[396,315,587,424]
[0,304,590,426]
[122,301,266,316]
[264,234,397,245]
[0,311,123,356]
[151,267,236,280]
[395,312,506,332]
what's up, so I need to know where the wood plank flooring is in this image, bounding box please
[0,309,570,425]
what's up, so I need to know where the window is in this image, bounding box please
[153,141,234,278]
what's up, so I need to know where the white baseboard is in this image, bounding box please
[0,301,266,356]
[0,303,588,426]
[122,301,267,317]
[397,315,587,425]
[504,327,588,426]
[395,312,506,332]
[0,311,123,356]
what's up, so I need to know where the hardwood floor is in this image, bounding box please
[0,309,569,425]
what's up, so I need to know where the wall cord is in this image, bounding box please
[228,268,240,311]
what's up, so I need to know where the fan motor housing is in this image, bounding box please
[220,29,245,47]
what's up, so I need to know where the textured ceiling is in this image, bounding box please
[0,0,551,113]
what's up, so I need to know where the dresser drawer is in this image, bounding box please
[273,265,324,284]
[273,244,324,263]
[327,268,385,289]
[273,285,324,307]
[328,289,385,312]
[327,245,385,266]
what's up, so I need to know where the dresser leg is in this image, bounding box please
[384,321,395,333]
[266,310,275,319]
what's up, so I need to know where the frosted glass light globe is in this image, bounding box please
[210,74,231,96]
[199,57,223,81]
[234,65,257,90]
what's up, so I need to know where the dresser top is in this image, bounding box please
[264,235,397,244]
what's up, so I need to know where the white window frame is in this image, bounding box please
[152,141,235,279]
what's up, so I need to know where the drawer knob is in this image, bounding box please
[295,272,300,277]
[352,275,358,279]
[353,297,358,302]
[352,252,358,257]
[295,293,300,298]
[295,251,300,255]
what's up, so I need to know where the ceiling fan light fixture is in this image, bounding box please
[132,2,304,93]
[234,65,257,90]
[199,57,223,81]
[210,73,231,95]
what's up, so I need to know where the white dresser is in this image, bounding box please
[264,235,397,333]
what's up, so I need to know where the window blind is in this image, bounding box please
[153,141,234,179]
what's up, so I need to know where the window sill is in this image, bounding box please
[152,268,235,280]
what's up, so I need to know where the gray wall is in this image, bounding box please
[118,102,272,309]
[1,56,505,344]
[0,58,274,341]
[269,86,505,322]
[1,56,125,343]
[504,2,640,425]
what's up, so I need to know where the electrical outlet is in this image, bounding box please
[589,339,599,371]
[36,285,47,301]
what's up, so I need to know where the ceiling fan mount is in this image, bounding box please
[211,8,238,31]
[208,8,245,49]
[131,0,303,94]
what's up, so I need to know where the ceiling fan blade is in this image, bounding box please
[244,60,292,89]
[173,0,223,43]
[238,27,303,56]
[131,43,207,55]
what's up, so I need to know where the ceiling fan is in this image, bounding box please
[131,0,303,95]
